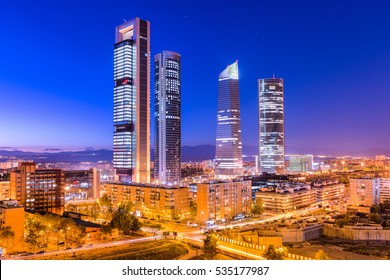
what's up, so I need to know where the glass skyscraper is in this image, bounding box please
[113,18,150,183]
[215,61,243,179]
[258,78,285,174]
[154,51,181,184]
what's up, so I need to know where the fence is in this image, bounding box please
[217,236,314,260]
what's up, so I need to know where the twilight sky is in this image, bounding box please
[0,0,389,154]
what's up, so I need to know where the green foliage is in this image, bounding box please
[0,226,15,255]
[370,205,380,214]
[315,249,329,260]
[252,198,264,216]
[263,245,287,260]
[110,202,140,235]
[335,214,352,228]
[25,212,86,252]
[60,218,86,246]
[369,213,382,224]
[189,201,197,217]
[25,214,48,252]
[99,193,114,221]
[203,234,218,257]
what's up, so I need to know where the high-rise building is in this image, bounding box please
[113,17,150,183]
[154,51,181,184]
[258,78,285,174]
[10,162,65,213]
[215,61,243,179]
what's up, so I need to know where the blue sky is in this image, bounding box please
[0,0,389,154]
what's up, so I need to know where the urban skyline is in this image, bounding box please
[1,0,390,155]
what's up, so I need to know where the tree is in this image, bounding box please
[0,226,15,256]
[263,245,287,260]
[369,213,382,224]
[252,198,264,216]
[335,214,352,228]
[99,193,114,222]
[110,202,138,236]
[60,218,86,247]
[203,233,218,258]
[189,201,197,218]
[25,214,48,252]
[130,215,141,233]
[315,250,329,260]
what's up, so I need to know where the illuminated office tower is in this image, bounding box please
[258,78,285,174]
[113,18,150,183]
[215,61,243,179]
[154,51,181,184]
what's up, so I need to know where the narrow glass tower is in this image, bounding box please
[113,18,150,183]
[215,61,243,179]
[154,51,181,185]
[258,77,285,174]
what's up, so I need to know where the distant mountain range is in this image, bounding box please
[0,145,388,163]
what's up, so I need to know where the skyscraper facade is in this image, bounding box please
[215,61,243,179]
[154,51,181,184]
[258,78,285,174]
[113,18,150,183]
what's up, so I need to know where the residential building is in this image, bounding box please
[0,200,25,250]
[311,180,346,205]
[215,61,243,179]
[10,162,65,213]
[64,168,100,201]
[0,181,10,200]
[379,178,390,204]
[104,182,189,220]
[113,17,151,183]
[196,180,251,224]
[256,183,315,213]
[349,178,380,206]
[258,77,285,174]
[154,51,181,184]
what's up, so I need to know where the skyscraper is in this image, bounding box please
[154,51,181,184]
[258,77,285,174]
[215,61,243,179]
[113,18,150,183]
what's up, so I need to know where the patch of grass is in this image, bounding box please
[189,253,235,260]
[343,245,390,259]
[25,240,188,260]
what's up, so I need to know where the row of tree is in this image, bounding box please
[24,213,85,252]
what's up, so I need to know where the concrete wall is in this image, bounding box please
[323,225,390,240]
